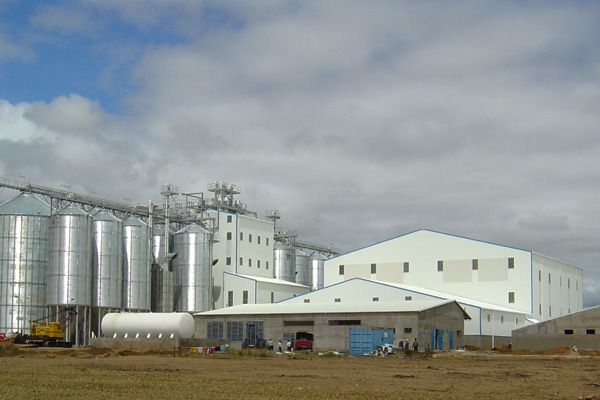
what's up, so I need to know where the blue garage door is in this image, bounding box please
[349,328,395,355]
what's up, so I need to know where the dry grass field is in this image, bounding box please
[1,342,600,400]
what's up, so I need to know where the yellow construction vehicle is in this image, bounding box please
[16,320,72,348]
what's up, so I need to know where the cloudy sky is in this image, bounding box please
[1,1,599,305]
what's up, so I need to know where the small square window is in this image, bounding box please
[405,296,412,301]
[508,292,515,303]
[334,298,341,303]
[371,263,376,274]
[437,260,443,271]
[586,329,595,335]
[508,257,514,269]
[227,215,233,223]
[564,329,574,335]
[472,259,478,270]
[227,232,232,240]
[372,297,379,302]
[404,328,412,334]
[226,257,231,266]
[304,299,310,303]
[403,262,409,273]
[339,265,345,275]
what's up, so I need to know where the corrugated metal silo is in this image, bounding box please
[294,249,310,286]
[0,193,51,335]
[92,211,123,308]
[152,224,173,264]
[173,223,211,313]
[273,241,294,282]
[48,204,93,345]
[123,217,152,311]
[309,252,327,291]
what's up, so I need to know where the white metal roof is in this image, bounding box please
[195,298,458,316]
[226,272,309,288]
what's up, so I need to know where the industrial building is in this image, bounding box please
[194,297,469,352]
[512,306,600,352]
[324,229,584,347]
[0,178,335,346]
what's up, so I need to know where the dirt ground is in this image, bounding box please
[1,342,600,400]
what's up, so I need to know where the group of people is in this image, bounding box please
[398,338,419,351]
[267,339,294,352]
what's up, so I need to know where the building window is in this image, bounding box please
[207,321,223,339]
[403,262,409,273]
[437,260,443,271]
[548,273,551,284]
[508,292,515,303]
[257,260,261,268]
[328,320,361,326]
[472,259,479,270]
[372,297,379,302]
[228,291,233,307]
[539,270,541,281]
[249,234,252,243]
[270,292,274,303]
[227,232,232,240]
[564,329,574,335]
[586,329,595,335]
[568,278,571,289]
[266,261,269,270]
[240,232,243,241]
[227,215,232,223]
[304,299,310,303]
[539,304,542,315]
[508,257,514,269]
[339,265,344,275]
[266,238,269,246]
[500,316,504,324]
[516,318,519,325]
[226,257,231,266]
[549,306,552,317]
[248,259,252,267]
[405,296,412,301]
[240,257,243,266]
[560,276,562,287]
[226,321,244,341]
[456,330,463,336]
[487,314,491,322]
[371,263,376,274]
[334,298,341,302]
[404,328,412,334]
[283,320,314,326]
[243,290,248,304]
[258,236,261,244]
[282,332,295,342]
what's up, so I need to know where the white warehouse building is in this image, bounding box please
[324,229,583,347]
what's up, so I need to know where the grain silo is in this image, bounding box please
[123,216,152,312]
[173,223,211,312]
[294,249,310,286]
[47,204,93,346]
[309,252,327,291]
[91,211,124,337]
[0,193,51,335]
[273,241,294,282]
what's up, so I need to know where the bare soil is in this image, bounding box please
[1,342,600,399]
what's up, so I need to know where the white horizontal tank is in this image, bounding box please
[101,312,195,339]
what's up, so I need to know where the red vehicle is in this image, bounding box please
[294,331,314,350]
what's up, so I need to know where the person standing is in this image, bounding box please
[267,339,274,351]
[412,338,419,352]
[286,340,292,351]
[278,340,282,352]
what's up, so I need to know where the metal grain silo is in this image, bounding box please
[294,249,310,287]
[92,211,123,308]
[48,204,93,346]
[0,193,51,335]
[309,252,327,291]
[273,241,294,282]
[173,223,211,313]
[152,224,173,264]
[123,217,152,312]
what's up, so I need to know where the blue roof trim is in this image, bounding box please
[223,271,257,283]
[328,228,532,260]
[274,278,353,303]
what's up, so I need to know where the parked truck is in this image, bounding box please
[294,331,314,350]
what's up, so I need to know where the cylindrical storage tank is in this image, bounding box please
[48,204,93,346]
[0,193,51,334]
[92,211,123,308]
[151,265,173,312]
[123,217,152,311]
[273,241,294,282]
[101,312,195,339]
[172,224,211,313]
[48,205,93,306]
[294,249,310,286]
[309,252,327,291]
[152,224,173,264]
